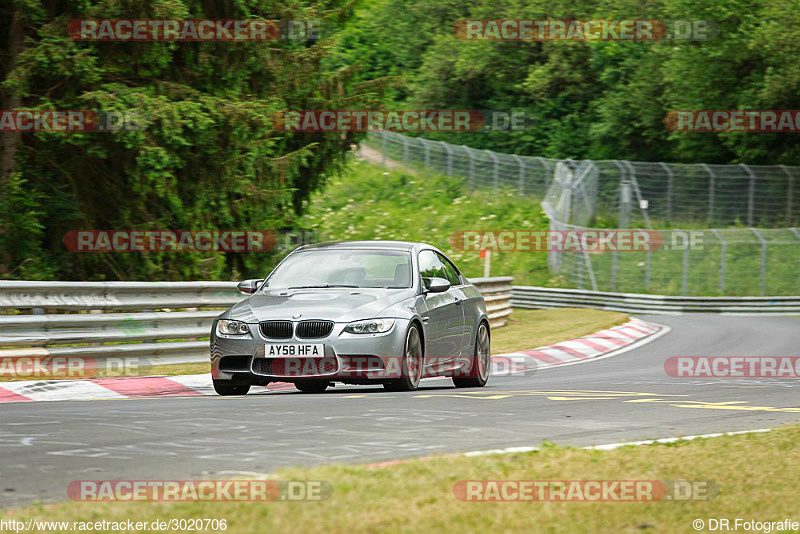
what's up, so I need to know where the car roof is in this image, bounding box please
[295,240,437,253]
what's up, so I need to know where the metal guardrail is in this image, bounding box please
[469,277,513,329]
[512,286,800,315]
[0,278,513,367]
[0,281,240,310]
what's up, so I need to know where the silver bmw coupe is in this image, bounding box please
[210,241,491,395]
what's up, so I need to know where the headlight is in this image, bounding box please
[344,318,395,334]
[217,319,251,336]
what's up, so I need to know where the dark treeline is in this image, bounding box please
[329,0,800,164]
[1,0,798,280]
[0,0,372,280]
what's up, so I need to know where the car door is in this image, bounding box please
[418,250,465,368]
[436,252,473,356]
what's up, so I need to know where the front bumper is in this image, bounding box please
[211,319,411,383]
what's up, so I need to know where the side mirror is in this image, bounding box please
[237,279,263,295]
[423,277,451,294]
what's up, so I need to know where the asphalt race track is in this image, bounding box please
[2,314,798,507]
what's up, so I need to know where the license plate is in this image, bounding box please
[264,343,325,358]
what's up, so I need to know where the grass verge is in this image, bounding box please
[490,308,628,354]
[300,157,555,287]
[4,425,797,533]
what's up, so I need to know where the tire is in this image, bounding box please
[383,324,423,392]
[295,380,330,393]
[213,380,250,396]
[453,322,490,388]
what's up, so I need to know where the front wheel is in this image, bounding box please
[383,324,423,392]
[213,380,250,396]
[453,322,490,388]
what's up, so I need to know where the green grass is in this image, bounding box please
[490,308,628,354]
[300,157,556,287]
[5,425,798,533]
[573,228,800,296]
[310,157,798,296]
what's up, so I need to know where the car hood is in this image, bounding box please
[222,287,417,323]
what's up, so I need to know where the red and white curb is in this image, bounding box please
[0,318,662,403]
[492,317,664,375]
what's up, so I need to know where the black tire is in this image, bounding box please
[213,380,250,396]
[453,322,490,388]
[295,380,330,393]
[383,324,423,392]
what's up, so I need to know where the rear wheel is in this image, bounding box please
[453,322,490,388]
[213,380,250,396]
[295,380,330,393]
[383,324,423,392]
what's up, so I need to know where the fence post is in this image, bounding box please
[781,165,794,226]
[660,162,674,224]
[381,132,387,165]
[464,146,475,190]
[536,157,552,190]
[712,229,725,294]
[612,160,631,228]
[791,228,800,294]
[402,135,409,167]
[582,250,598,291]
[645,248,651,291]
[611,251,618,291]
[441,141,453,176]
[742,164,756,226]
[702,163,714,225]
[750,228,767,296]
[614,160,631,229]
[681,246,689,295]
[513,155,525,195]
[422,137,430,169]
[488,150,500,192]
[624,161,651,229]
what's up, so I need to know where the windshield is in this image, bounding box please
[262,249,413,290]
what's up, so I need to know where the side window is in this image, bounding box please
[418,250,446,281]
[436,253,462,286]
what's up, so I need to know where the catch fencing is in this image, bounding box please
[365,131,800,296]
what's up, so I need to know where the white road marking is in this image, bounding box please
[463,428,773,457]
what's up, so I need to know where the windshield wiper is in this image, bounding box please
[287,284,359,289]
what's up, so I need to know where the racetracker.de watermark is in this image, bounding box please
[665,111,800,132]
[453,480,717,502]
[271,110,533,132]
[247,355,532,377]
[68,480,332,501]
[0,110,140,132]
[64,230,278,252]
[449,230,708,252]
[453,19,716,41]
[0,356,154,379]
[68,19,322,41]
[665,357,800,378]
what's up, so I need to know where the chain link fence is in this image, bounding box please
[364,131,557,196]
[364,131,800,296]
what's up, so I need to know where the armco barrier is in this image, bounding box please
[512,286,800,315]
[469,276,513,329]
[0,281,240,311]
[0,278,513,367]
